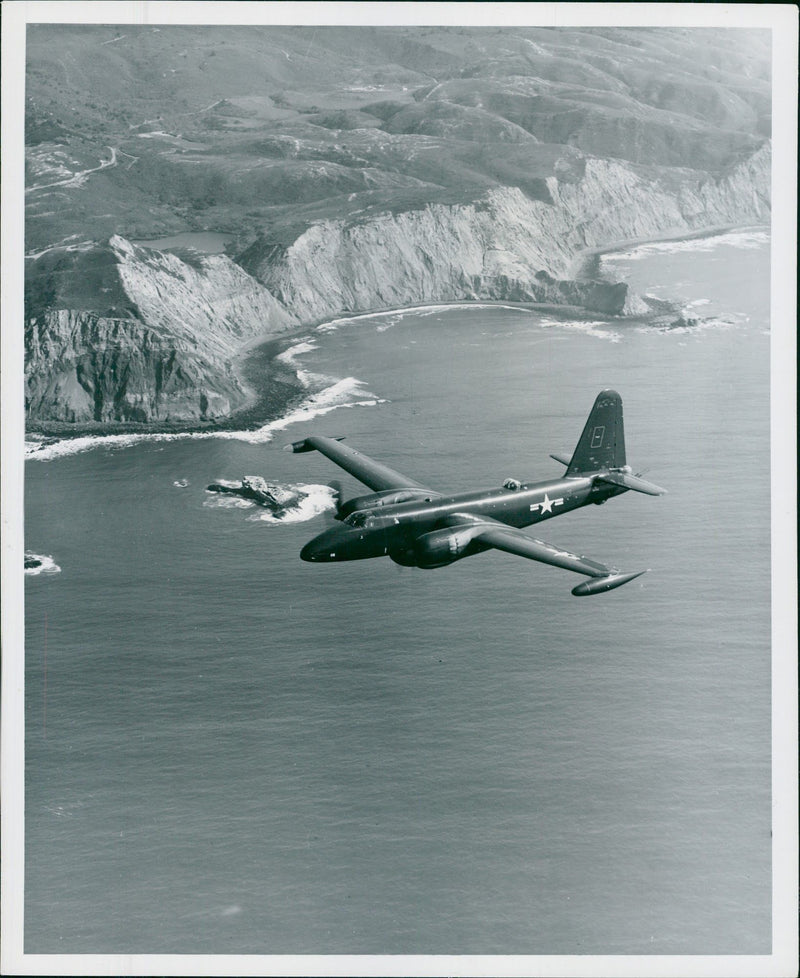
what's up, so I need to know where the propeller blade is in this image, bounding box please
[324,480,344,526]
[329,480,343,513]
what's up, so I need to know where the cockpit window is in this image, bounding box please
[503,478,522,491]
[344,511,371,527]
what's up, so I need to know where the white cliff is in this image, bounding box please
[241,145,770,326]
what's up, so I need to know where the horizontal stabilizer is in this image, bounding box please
[572,570,647,596]
[596,471,666,496]
[549,452,572,466]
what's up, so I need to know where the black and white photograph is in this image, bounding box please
[2,2,797,976]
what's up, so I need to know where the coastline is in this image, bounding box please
[24,335,310,445]
[25,222,769,452]
[23,302,606,448]
[570,223,770,278]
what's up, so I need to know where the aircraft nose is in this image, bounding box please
[300,526,343,562]
[300,540,323,562]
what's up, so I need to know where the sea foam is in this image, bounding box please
[603,228,770,263]
[24,553,61,576]
[537,317,622,343]
[276,339,318,367]
[248,483,338,524]
[640,316,738,336]
[315,302,529,334]
[213,376,386,446]
[26,376,385,461]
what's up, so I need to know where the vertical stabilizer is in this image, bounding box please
[566,390,626,475]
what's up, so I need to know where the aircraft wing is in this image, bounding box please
[288,435,434,493]
[444,514,646,595]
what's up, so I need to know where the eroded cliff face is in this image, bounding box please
[240,145,771,325]
[25,310,245,422]
[25,238,297,423]
[26,144,770,426]
[110,237,296,360]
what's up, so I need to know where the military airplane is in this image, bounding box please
[289,389,665,595]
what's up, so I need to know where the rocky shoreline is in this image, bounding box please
[24,160,771,433]
[25,257,720,446]
[27,220,770,446]
[25,333,308,441]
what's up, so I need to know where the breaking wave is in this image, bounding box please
[640,316,739,336]
[537,316,622,342]
[315,302,529,334]
[248,483,338,524]
[214,376,386,446]
[276,338,330,389]
[26,430,198,462]
[25,552,61,576]
[602,228,769,263]
[25,376,385,462]
[276,339,318,367]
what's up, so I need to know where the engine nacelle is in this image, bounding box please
[338,487,436,519]
[412,525,486,569]
[389,549,419,567]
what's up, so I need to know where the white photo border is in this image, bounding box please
[2,4,796,976]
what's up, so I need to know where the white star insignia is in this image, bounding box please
[530,493,564,515]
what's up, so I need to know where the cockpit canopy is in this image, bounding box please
[503,478,523,491]
[343,511,374,528]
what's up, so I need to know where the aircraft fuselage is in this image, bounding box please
[300,474,625,564]
[293,390,664,593]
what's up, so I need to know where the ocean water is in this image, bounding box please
[23,230,772,955]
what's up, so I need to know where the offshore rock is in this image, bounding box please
[206,477,305,516]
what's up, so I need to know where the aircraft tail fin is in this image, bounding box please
[566,390,626,476]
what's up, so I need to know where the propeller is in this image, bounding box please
[324,480,344,526]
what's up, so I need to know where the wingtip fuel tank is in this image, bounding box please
[571,570,647,596]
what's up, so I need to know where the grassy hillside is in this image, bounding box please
[26,24,770,274]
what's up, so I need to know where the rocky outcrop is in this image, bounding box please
[240,144,770,325]
[25,238,297,423]
[206,477,306,515]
